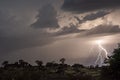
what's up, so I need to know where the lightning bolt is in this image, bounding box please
[95,40,109,65]
[98,42,109,59]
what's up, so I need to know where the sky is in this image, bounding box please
[0,0,120,65]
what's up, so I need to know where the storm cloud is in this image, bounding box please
[0,0,120,65]
[0,2,60,55]
[56,24,85,36]
[62,0,120,13]
[0,35,56,55]
[82,24,120,37]
[74,10,110,24]
[31,4,60,29]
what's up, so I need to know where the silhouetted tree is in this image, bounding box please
[35,60,43,70]
[57,58,68,74]
[35,60,43,67]
[101,44,120,80]
[11,62,19,68]
[18,59,29,68]
[2,61,9,68]
[60,58,66,64]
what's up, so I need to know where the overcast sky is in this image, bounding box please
[0,0,120,65]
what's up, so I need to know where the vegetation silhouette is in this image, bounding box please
[101,44,120,80]
[0,44,120,80]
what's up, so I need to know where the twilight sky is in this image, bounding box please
[0,0,120,65]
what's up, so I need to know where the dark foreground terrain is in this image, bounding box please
[0,60,100,80]
[0,44,120,80]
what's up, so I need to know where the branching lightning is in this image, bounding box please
[95,40,109,65]
[90,39,109,65]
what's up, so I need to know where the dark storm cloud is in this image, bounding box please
[0,0,62,54]
[0,0,119,66]
[84,24,120,36]
[56,24,85,35]
[31,4,60,29]
[74,10,110,24]
[0,10,19,37]
[0,9,56,54]
[0,0,57,9]
[0,5,58,54]
[83,11,110,21]
[62,0,120,13]
[0,34,56,55]
[0,11,14,28]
